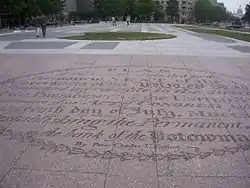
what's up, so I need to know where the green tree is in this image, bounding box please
[194,0,213,23]
[6,0,40,25]
[225,12,233,21]
[91,0,124,18]
[210,6,227,21]
[135,0,155,21]
[103,0,124,16]
[243,3,250,22]
[37,0,66,16]
[166,0,179,23]
[6,0,65,26]
[121,0,136,16]
[7,0,32,17]
[154,1,165,21]
[92,0,105,17]
[194,0,228,23]
[7,0,65,18]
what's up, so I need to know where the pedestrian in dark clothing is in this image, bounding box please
[126,15,131,26]
[41,22,47,37]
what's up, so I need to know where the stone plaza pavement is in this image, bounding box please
[0,24,250,188]
[0,23,250,57]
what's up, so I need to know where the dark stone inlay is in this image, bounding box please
[4,41,77,49]
[81,42,119,50]
[228,45,250,53]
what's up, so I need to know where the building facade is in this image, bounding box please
[234,6,244,19]
[154,0,197,23]
[77,0,93,12]
[64,0,78,13]
[64,0,94,13]
[179,0,197,23]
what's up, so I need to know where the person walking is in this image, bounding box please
[126,15,131,26]
[32,17,40,37]
[36,27,40,37]
[40,16,47,38]
[112,16,116,26]
[41,22,47,37]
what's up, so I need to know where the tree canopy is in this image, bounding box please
[153,1,165,21]
[194,0,228,22]
[90,0,158,21]
[166,0,179,22]
[92,0,137,18]
[92,0,155,21]
[102,0,124,16]
[121,0,136,16]
[135,0,155,21]
[6,0,65,18]
[243,3,250,22]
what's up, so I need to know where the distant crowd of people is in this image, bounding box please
[110,15,131,26]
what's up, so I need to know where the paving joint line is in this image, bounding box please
[147,55,160,188]
[103,55,132,188]
[13,167,105,175]
[158,174,250,178]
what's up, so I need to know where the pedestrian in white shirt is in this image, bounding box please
[112,17,116,26]
[126,15,131,26]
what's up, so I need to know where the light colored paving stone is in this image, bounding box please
[159,177,250,188]
[94,54,131,67]
[106,159,158,188]
[1,169,105,188]
[0,137,28,181]
[149,55,185,68]
[1,51,250,187]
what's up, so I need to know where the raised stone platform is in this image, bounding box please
[0,54,249,188]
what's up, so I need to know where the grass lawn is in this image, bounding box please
[64,32,177,40]
[175,25,250,42]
